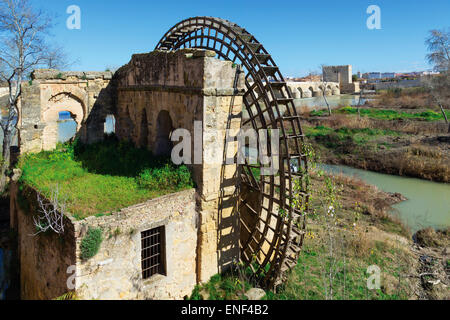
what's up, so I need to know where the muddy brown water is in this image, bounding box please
[322,164,450,233]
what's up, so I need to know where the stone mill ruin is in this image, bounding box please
[10,17,310,300]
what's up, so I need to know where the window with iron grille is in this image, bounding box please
[141,226,166,280]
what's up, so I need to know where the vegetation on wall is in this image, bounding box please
[18,136,194,219]
[80,227,103,260]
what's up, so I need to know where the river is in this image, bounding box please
[294,94,366,110]
[322,164,450,233]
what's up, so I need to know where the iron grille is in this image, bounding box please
[141,226,165,279]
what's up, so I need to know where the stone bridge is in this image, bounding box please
[286,81,341,99]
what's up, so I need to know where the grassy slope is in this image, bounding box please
[311,106,450,121]
[302,114,450,182]
[188,173,416,300]
[18,137,194,219]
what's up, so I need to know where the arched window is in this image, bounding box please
[104,114,116,135]
[58,111,77,143]
[154,110,173,157]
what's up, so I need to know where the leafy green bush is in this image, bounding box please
[137,164,193,190]
[80,227,103,260]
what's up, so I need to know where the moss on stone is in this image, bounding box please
[80,227,103,260]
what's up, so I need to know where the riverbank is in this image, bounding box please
[302,108,450,183]
[189,172,449,300]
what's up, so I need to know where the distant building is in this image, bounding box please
[381,72,395,79]
[366,72,382,80]
[322,65,360,93]
[322,65,353,84]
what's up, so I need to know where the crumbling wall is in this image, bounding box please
[18,70,115,153]
[10,182,198,300]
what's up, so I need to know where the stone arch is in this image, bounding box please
[290,86,301,99]
[139,108,149,148]
[297,87,303,98]
[332,85,340,95]
[154,110,174,157]
[42,92,85,151]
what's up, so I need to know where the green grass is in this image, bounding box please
[188,273,253,300]
[311,106,450,121]
[192,239,411,300]
[305,125,401,147]
[18,136,194,219]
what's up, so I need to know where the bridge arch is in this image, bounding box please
[156,17,309,288]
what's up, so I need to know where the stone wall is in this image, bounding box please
[373,79,423,90]
[10,182,198,300]
[115,49,245,282]
[18,70,115,153]
[73,189,198,300]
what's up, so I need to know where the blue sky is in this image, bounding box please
[35,0,450,76]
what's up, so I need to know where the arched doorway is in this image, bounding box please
[154,110,173,157]
[42,92,85,150]
[58,111,77,143]
[139,109,149,148]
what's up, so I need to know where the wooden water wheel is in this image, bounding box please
[156,17,310,289]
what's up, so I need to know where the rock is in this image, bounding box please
[388,192,407,202]
[199,289,210,300]
[11,168,22,182]
[442,247,450,256]
[245,288,266,300]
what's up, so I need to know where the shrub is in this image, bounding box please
[415,228,442,247]
[80,227,103,260]
[137,164,193,190]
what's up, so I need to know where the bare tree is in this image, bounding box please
[0,0,66,193]
[426,28,450,72]
[356,81,367,118]
[425,28,450,133]
[33,185,66,235]
[424,71,450,133]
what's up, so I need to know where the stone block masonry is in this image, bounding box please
[10,183,198,300]
[12,48,247,299]
[115,49,245,283]
[18,70,115,153]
